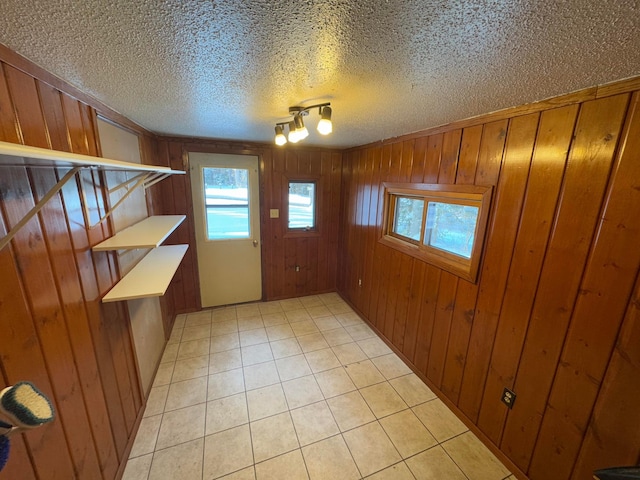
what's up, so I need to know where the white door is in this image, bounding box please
[189,152,262,307]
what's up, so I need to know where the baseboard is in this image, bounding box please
[339,292,529,480]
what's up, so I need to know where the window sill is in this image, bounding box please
[284,229,321,239]
[379,234,477,283]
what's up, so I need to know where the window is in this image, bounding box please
[203,167,250,240]
[288,181,316,231]
[393,197,424,241]
[424,202,479,259]
[381,183,492,282]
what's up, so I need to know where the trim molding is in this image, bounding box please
[341,293,528,480]
[346,75,640,152]
[0,43,154,138]
[2,42,638,158]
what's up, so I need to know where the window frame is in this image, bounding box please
[388,195,427,246]
[284,176,321,238]
[380,183,493,283]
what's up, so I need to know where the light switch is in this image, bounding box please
[270,209,279,218]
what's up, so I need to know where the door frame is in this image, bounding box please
[185,145,267,309]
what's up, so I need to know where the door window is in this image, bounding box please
[203,167,250,240]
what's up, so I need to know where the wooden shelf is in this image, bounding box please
[93,215,186,251]
[0,140,183,174]
[102,245,188,303]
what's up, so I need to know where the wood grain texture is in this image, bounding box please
[439,124,483,403]
[529,93,633,479]
[427,272,457,387]
[477,105,578,445]
[500,95,629,474]
[337,85,640,480]
[4,65,49,148]
[458,114,538,422]
[0,200,74,479]
[439,120,507,404]
[347,83,604,153]
[3,42,640,480]
[29,166,105,479]
[426,129,462,387]
[156,139,343,308]
[0,63,21,143]
[0,59,145,479]
[571,274,640,479]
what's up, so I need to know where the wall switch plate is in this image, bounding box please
[501,387,516,409]
[270,209,279,218]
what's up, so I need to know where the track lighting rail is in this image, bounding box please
[274,102,332,145]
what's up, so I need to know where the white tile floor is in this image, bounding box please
[123,293,516,480]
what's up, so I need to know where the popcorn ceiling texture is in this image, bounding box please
[1,0,639,147]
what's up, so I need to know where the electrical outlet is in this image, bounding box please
[501,387,516,409]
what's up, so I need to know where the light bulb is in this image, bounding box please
[288,121,300,143]
[274,125,287,146]
[317,106,332,135]
[294,114,309,140]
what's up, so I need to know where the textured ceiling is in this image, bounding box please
[1,0,639,148]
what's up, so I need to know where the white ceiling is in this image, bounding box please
[1,1,639,148]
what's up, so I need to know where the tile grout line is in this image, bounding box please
[200,312,214,480]
[438,434,473,480]
[276,359,313,480]
[132,295,512,479]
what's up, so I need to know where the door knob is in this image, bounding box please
[253,240,258,247]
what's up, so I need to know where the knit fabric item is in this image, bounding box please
[0,435,9,472]
[0,420,11,436]
[0,382,54,429]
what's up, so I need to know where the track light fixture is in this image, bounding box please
[274,125,287,146]
[274,102,332,146]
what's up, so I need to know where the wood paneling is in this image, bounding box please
[529,93,634,479]
[458,114,538,423]
[337,85,640,479]
[154,140,342,310]
[477,104,579,446]
[571,274,640,479]
[0,57,145,479]
[567,94,640,479]
[3,41,640,480]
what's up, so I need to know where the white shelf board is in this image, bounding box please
[102,244,188,303]
[93,215,186,251]
[0,140,184,174]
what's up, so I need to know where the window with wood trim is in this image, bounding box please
[380,183,493,282]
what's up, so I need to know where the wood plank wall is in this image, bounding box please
[154,138,342,311]
[337,83,640,479]
[0,57,155,478]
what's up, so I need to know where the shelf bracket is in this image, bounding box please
[144,172,171,190]
[0,167,81,251]
[86,173,150,228]
[0,140,185,251]
[108,172,148,194]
